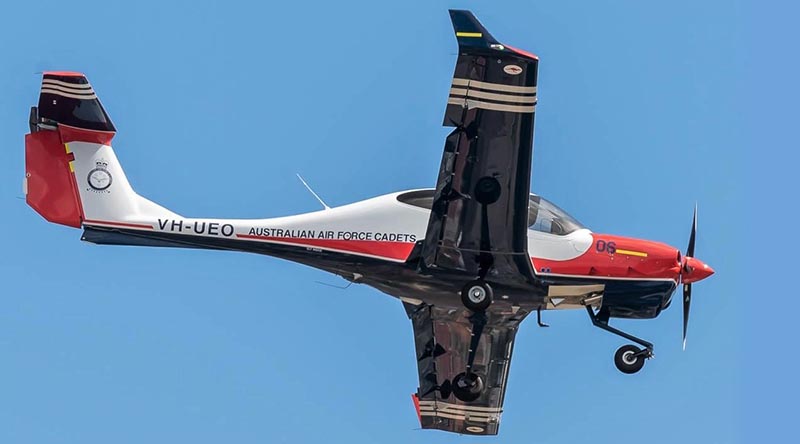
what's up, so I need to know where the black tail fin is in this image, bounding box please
[37,71,115,132]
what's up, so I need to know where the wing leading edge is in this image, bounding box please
[420,10,539,287]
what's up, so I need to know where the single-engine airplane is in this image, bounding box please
[23,10,713,436]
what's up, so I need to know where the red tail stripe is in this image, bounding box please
[59,124,115,145]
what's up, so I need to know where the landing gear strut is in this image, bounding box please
[586,306,654,374]
[452,303,490,402]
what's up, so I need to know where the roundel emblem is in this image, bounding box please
[503,64,523,75]
[87,160,113,191]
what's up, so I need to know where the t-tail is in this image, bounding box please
[25,72,179,233]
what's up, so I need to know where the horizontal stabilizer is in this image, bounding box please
[37,71,115,134]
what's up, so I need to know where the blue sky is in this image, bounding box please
[0,0,786,442]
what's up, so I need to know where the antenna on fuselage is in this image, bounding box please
[296,173,331,210]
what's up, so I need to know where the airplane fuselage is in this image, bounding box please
[80,188,701,319]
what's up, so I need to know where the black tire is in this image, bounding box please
[614,344,646,374]
[460,280,493,311]
[474,177,502,204]
[452,372,484,402]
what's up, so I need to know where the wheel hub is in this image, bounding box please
[468,286,486,303]
[622,351,637,365]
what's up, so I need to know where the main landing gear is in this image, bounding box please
[451,280,493,401]
[460,279,493,311]
[586,306,654,374]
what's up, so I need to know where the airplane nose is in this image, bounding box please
[682,257,714,283]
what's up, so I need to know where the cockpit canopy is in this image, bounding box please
[527,195,585,235]
[396,190,586,236]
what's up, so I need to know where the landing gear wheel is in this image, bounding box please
[614,344,647,374]
[452,372,484,402]
[460,280,493,311]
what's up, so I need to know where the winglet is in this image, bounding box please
[448,10,539,60]
[449,10,499,46]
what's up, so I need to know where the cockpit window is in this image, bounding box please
[396,190,585,235]
[396,190,434,209]
[528,195,585,235]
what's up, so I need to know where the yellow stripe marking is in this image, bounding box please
[65,143,75,172]
[615,249,648,258]
[456,32,483,38]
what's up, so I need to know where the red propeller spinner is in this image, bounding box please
[681,256,715,284]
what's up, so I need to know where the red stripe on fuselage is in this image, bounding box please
[83,219,154,229]
[236,234,414,261]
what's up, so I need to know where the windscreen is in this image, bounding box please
[528,195,585,235]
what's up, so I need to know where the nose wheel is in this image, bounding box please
[614,344,649,374]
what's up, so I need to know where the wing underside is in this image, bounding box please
[419,10,540,286]
[407,303,529,435]
[406,11,542,435]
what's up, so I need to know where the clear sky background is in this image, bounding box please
[0,1,791,443]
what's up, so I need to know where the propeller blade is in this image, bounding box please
[686,204,697,258]
[682,283,691,350]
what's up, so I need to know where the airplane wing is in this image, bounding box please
[406,302,529,435]
[420,10,539,286]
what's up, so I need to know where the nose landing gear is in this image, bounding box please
[586,306,654,374]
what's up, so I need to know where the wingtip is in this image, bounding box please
[411,393,422,424]
[504,44,540,61]
[448,9,498,45]
[447,10,538,61]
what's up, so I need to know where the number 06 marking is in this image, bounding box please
[595,240,616,254]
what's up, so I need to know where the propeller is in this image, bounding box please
[681,204,697,350]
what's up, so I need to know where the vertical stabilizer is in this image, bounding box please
[26,72,178,229]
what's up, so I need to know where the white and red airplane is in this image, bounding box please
[23,10,713,436]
